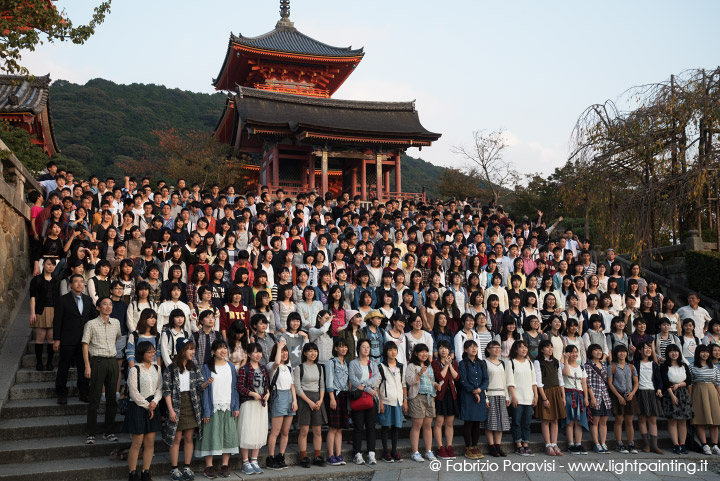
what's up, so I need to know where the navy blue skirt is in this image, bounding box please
[122,399,161,435]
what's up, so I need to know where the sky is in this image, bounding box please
[20,0,720,177]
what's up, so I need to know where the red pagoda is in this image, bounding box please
[213,0,440,201]
[0,74,59,157]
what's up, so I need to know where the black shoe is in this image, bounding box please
[46,361,54,371]
[275,453,288,469]
[300,457,311,468]
[57,396,67,405]
[312,456,326,467]
[140,470,153,481]
[265,455,280,470]
[129,471,140,481]
[36,361,44,372]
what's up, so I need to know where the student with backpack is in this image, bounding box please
[582,315,608,363]
[266,339,298,470]
[325,338,350,466]
[293,342,328,468]
[250,314,276,366]
[533,339,566,456]
[163,338,211,481]
[363,310,387,363]
[431,339,459,460]
[654,318,681,364]
[349,339,381,465]
[191,310,220,371]
[126,282,157,333]
[159,309,190,368]
[458,339,488,459]
[126,309,160,368]
[607,344,639,454]
[660,344,693,454]
[195,339,239,479]
[122,341,162,481]
[506,340,538,456]
[483,341,511,457]
[377,341,407,463]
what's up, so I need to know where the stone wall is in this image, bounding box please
[0,196,30,345]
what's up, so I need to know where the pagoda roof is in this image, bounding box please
[230,26,364,59]
[0,74,59,155]
[233,87,441,147]
[0,74,52,115]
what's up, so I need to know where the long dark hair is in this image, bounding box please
[136,308,158,336]
[207,339,229,374]
[227,320,248,353]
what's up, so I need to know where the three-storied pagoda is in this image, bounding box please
[213,1,440,201]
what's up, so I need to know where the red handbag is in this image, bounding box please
[350,366,374,410]
[350,391,374,411]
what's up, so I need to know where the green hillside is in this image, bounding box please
[49,79,445,196]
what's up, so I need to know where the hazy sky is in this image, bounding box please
[21,0,720,176]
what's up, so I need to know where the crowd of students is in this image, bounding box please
[28,162,720,481]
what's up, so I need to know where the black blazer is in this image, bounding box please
[53,292,98,345]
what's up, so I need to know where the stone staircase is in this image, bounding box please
[0,341,697,481]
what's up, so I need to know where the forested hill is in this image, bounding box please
[49,78,445,197]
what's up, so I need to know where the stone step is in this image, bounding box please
[0,432,695,481]
[1,398,99,419]
[8,381,76,400]
[15,368,75,384]
[0,414,123,441]
[0,455,381,481]
[20,354,58,369]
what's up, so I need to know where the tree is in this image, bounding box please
[452,129,519,204]
[1,0,112,75]
[569,68,720,252]
[436,167,491,200]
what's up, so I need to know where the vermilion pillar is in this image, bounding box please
[321,149,329,196]
[394,152,402,195]
[376,153,383,201]
[360,159,367,200]
[351,163,358,198]
[384,169,390,197]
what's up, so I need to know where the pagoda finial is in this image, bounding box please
[277,0,294,28]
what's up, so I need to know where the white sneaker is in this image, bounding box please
[367,452,377,465]
[712,445,720,455]
[425,450,437,461]
[703,444,712,455]
[411,451,424,463]
[354,452,364,465]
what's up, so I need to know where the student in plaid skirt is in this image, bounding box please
[585,344,612,453]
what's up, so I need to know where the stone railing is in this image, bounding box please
[0,139,41,343]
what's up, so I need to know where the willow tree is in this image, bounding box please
[569,68,720,253]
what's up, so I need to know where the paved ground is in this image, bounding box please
[368,454,720,481]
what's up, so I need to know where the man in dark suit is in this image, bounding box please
[54,274,97,405]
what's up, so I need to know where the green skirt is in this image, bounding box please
[194,409,239,456]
